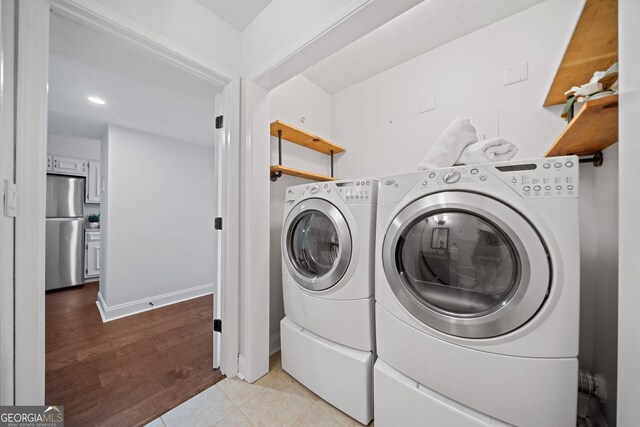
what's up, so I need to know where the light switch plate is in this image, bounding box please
[4,179,16,217]
[504,62,528,86]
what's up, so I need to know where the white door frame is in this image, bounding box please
[219,78,241,376]
[14,0,49,404]
[49,0,242,378]
[9,0,243,401]
[0,0,16,405]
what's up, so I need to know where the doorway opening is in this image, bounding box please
[44,11,227,424]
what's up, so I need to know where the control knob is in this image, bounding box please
[443,170,461,184]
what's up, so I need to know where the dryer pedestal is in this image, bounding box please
[374,359,510,427]
[280,317,373,425]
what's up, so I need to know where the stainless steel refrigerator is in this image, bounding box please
[46,175,85,291]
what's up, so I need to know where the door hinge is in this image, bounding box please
[215,115,224,129]
[213,319,222,333]
[214,217,222,230]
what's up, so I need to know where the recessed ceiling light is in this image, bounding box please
[87,96,105,105]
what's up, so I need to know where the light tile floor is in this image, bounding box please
[147,353,368,427]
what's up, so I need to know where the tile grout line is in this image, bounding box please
[214,380,258,427]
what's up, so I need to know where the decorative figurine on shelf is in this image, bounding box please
[562,63,618,121]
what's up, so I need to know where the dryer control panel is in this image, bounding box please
[410,156,579,199]
[492,156,579,198]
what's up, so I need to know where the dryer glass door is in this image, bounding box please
[283,199,352,291]
[396,212,519,317]
[382,192,550,338]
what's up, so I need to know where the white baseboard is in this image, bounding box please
[269,332,281,355]
[95,283,214,322]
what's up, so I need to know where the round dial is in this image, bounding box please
[443,170,461,184]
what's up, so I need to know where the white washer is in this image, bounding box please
[374,157,580,427]
[280,178,377,425]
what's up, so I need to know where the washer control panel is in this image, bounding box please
[285,178,378,205]
[335,179,376,203]
[415,156,579,198]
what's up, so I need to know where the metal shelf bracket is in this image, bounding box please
[579,151,604,167]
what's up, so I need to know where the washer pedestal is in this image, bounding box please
[280,317,373,425]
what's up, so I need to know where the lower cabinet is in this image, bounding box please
[85,231,100,280]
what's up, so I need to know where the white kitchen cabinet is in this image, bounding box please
[52,155,86,176]
[85,231,100,280]
[85,161,101,203]
[47,155,53,172]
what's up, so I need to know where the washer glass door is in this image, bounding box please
[382,192,550,338]
[283,199,352,291]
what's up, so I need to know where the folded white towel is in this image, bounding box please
[456,138,518,165]
[417,118,477,170]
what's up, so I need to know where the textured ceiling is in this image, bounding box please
[194,0,273,31]
[302,0,547,94]
[48,13,221,146]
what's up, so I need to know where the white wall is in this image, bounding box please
[579,145,618,423]
[617,0,640,424]
[268,75,333,352]
[74,0,240,76]
[47,133,100,160]
[99,124,216,318]
[241,0,351,76]
[332,0,583,177]
[99,128,110,301]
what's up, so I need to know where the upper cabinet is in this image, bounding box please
[47,154,101,204]
[86,161,101,204]
[51,155,86,176]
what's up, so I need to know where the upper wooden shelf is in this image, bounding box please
[545,95,618,157]
[544,0,618,106]
[270,165,336,182]
[270,121,345,155]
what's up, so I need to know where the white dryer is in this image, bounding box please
[280,178,377,425]
[374,157,580,427]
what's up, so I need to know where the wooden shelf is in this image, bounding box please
[270,120,345,182]
[270,120,345,155]
[544,0,618,106]
[545,95,618,157]
[270,165,336,182]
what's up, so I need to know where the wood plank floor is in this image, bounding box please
[45,282,224,427]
